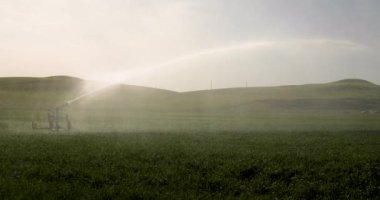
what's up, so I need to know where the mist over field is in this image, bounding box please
[1,76,380,133]
[1,0,380,199]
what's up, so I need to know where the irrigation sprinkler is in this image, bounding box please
[30,41,274,131]
[31,82,117,131]
[32,102,72,131]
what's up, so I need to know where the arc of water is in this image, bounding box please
[118,40,274,82]
[64,40,274,104]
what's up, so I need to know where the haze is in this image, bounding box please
[1,0,380,91]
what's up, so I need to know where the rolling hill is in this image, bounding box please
[179,79,380,112]
[0,76,379,112]
[0,76,379,131]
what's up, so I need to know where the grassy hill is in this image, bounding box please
[0,76,85,109]
[1,76,379,111]
[70,78,380,112]
[0,76,379,132]
[179,79,380,111]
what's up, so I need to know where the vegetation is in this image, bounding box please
[0,76,379,199]
[0,130,379,199]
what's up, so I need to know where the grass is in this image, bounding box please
[0,130,379,199]
[0,76,380,199]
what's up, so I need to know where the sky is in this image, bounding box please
[1,0,380,91]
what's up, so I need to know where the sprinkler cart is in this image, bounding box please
[32,102,72,131]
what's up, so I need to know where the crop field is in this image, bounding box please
[0,77,380,199]
[0,130,379,199]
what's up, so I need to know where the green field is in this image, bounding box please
[0,76,379,199]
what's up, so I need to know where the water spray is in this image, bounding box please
[114,41,274,84]
[71,40,274,102]
[31,83,120,131]
[31,41,274,131]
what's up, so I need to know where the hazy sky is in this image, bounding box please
[1,0,380,91]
